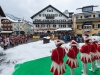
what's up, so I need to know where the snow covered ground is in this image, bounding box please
[0,36,99,75]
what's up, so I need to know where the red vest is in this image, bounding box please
[51,47,66,64]
[80,43,91,54]
[97,45,100,52]
[90,43,97,53]
[67,47,79,59]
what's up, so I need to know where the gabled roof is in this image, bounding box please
[31,5,68,19]
[0,6,6,17]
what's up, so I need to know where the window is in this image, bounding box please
[99,14,100,17]
[61,25,62,28]
[39,14,41,17]
[63,25,65,27]
[59,25,60,27]
[93,14,95,18]
[36,25,39,27]
[78,16,82,19]
[53,25,56,27]
[82,7,93,12]
[52,10,53,12]
[4,28,7,30]
[8,28,10,30]
[94,14,98,18]
[48,25,50,27]
[41,24,45,27]
[63,25,66,27]
[59,14,62,17]
[94,24,98,29]
[55,14,58,17]
[77,25,82,29]
[43,24,45,27]
[84,15,91,18]
[49,10,51,12]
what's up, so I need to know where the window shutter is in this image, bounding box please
[77,25,79,29]
[81,16,82,18]
[92,24,94,28]
[98,24,100,28]
[82,25,83,29]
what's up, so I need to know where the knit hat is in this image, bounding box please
[55,39,65,45]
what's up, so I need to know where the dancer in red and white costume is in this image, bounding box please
[80,36,92,75]
[96,40,100,68]
[50,39,66,75]
[89,38,98,72]
[66,40,79,75]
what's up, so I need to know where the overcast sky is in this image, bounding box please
[0,0,100,21]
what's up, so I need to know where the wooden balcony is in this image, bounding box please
[2,29,12,31]
[1,25,12,28]
[1,22,12,24]
[33,21,68,24]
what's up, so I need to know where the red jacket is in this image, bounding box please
[80,43,91,54]
[67,47,79,59]
[51,47,66,64]
[11,38,15,43]
[97,45,100,52]
[90,43,97,53]
[3,39,8,43]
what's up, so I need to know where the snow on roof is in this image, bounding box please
[6,16,20,22]
[55,28,72,31]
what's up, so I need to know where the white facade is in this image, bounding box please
[31,5,69,32]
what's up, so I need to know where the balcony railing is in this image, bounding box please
[1,22,12,24]
[33,21,68,24]
[76,17,100,22]
[83,29,92,32]
[1,26,12,28]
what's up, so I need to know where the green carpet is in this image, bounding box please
[13,53,100,75]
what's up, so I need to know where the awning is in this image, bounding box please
[55,28,72,31]
[0,31,13,33]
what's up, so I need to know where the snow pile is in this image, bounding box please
[43,36,50,39]
[90,36,100,41]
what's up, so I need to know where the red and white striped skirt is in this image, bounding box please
[66,57,78,69]
[97,52,100,59]
[80,53,92,63]
[50,61,66,75]
[91,52,98,60]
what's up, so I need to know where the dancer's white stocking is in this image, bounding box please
[70,68,74,75]
[83,63,88,75]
